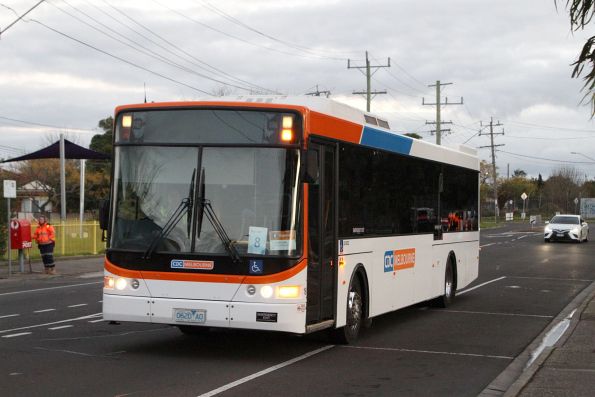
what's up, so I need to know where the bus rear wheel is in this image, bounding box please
[332,277,363,344]
[432,260,455,308]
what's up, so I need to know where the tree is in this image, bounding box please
[404,132,422,139]
[512,169,527,178]
[558,1,595,114]
[86,117,113,209]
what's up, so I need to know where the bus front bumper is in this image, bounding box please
[103,293,307,334]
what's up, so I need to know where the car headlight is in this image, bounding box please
[544,226,552,233]
[572,227,581,234]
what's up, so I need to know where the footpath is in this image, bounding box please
[0,255,104,280]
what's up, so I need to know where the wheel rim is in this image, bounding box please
[347,290,362,332]
[445,265,453,297]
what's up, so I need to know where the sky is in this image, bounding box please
[0,0,594,180]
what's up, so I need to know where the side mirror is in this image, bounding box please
[304,149,319,184]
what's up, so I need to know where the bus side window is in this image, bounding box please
[305,149,320,184]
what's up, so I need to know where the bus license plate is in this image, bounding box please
[173,308,206,323]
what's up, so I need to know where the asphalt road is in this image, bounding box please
[1,223,593,397]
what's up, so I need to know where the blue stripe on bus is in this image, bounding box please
[360,126,413,155]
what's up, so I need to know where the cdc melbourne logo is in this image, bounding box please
[384,251,394,272]
[171,260,184,268]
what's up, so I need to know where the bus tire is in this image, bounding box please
[331,277,363,344]
[177,325,210,336]
[432,259,455,308]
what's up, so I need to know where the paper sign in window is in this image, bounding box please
[248,226,268,255]
[269,230,296,251]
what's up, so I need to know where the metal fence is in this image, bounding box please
[2,221,105,261]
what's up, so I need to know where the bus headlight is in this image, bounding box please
[260,285,274,298]
[277,285,300,299]
[115,278,127,291]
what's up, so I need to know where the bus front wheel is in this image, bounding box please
[332,277,363,344]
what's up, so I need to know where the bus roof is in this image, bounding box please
[115,95,479,171]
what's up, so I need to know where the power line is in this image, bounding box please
[96,0,276,94]
[0,115,96,132]
[195,0,355,60]
[51,0,263,94]
[0,0,45,36]
[29,18,214,96]
[151,0,338,62]
[497,149,595,164]
[505,120,595,132]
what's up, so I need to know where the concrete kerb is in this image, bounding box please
[0,254,104,280]
[479,279,595,397]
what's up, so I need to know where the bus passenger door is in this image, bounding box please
[306,141,337,326]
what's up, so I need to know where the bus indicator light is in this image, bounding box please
[277,285,300,299]
[104,276,115,289]
[281,129,293,142]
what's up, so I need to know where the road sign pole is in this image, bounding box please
[7,197,11,278]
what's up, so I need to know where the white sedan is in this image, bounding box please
[544,215,589,243]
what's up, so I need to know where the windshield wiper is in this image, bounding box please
[143,170,196,259]
[201,198,243,266]
[195,168,242,266]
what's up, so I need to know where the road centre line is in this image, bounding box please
[0,313,101,335]
[342,345,513,360]
[0,281,102,297]
[2,332,32,338]
[0,314,20,319]
[48,325,74,331]
[479,243,497,248]
[433,309,553,319]
[68,304,88,308]
[457,276,506,296]
[197,345,334,397]
[34,309,56,313]
[88,319,104,323]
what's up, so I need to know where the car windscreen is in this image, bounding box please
[550,216,579,225]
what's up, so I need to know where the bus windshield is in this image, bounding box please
[110,146,302,257]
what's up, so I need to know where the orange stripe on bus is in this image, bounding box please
[105,257,307,285]
[309,111,363,143]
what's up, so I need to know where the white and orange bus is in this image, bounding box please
[102,96,479,343]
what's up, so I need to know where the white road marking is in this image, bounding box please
[34,309,56,313]
[457,276,506,296]
[98,300,103,303]
[479,243,497,248]
[0,314,20,319]
[197,345,334,397]
[48,325,74,331]
[0,281,102,297]
[508,276,594,282]
[434,309,553,319]
[34,347,94,357]
[88,319,104,323]
[342,345,513,360]
[67,304,88,308]
[527,309,577,368]
[0,313,101,335]
[2,332,32,338]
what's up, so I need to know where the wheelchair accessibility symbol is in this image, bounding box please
[249,260,264,274]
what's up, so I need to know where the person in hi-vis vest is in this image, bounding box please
[33,215,56,275]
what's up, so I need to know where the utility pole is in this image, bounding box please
[422,81,463,145]
[305,85,331,97]
[479,117,504,222]
[348,51,389,111]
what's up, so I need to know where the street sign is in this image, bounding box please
[521,192,527,200]
[574,197,579,205]
[3,180,16,198]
